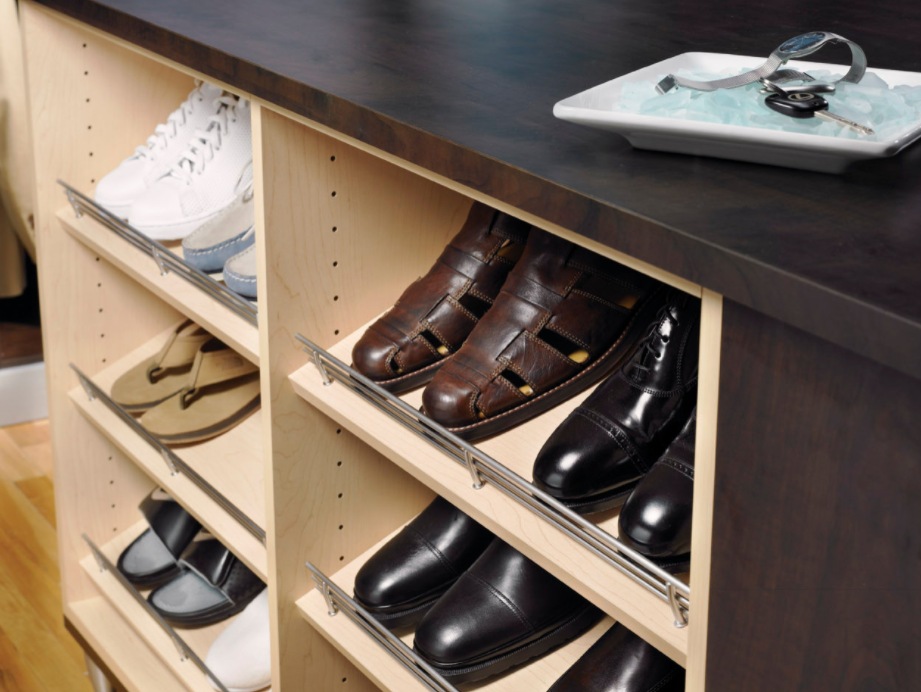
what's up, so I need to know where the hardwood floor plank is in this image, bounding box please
[0,477,59,582]
[0,419,91,689]
[0,623,47,692]
[0,431,36,482]
[0,480,85,667]
[15,476,56,529]
[4,420,54,479]
[3,420,50,449]
[0,569,92,690]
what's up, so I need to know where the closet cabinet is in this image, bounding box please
[23,0,921,690]
[24,3,712,690]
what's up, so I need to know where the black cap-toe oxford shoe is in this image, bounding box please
[532,292,700,515]
[413,539,603,684]
[353,497,493,629]
[618,409,696,565]
[548,623,685,692]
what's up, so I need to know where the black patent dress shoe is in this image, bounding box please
[548,623,685,691]
[353,497,493,629]
[532,292,699,515]
[413,539,602,684]
[619,409,696,565]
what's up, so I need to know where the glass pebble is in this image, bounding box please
[617,66,921,141]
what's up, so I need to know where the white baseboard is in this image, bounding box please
[0,361,48,426]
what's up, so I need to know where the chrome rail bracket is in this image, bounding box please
[311,570,339,615]
[313,350,333,386]
[322,583,338,616]
[83,534,108,573]
[159,447,180,475]
[65,189,83,217]
[75,371,96,402]
[667,582,689,628]
[151,246,169,276]
[306,563,455,692]
[463,449,485,489]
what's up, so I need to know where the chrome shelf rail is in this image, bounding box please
[306,563,458,692]
[83,534,230,692]
[295,335,690,626]
[71,364,266,544]
[59,181,257,327]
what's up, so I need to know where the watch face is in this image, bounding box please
[777,32,829,57]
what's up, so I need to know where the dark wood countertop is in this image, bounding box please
[35,0,921,379]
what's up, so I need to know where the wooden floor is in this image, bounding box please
[0,419,92,691]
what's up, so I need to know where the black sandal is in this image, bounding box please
[116,489,202,589]
[147,535,265,628]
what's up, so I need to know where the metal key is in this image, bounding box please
[765,91,874,136]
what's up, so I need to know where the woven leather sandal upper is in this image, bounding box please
[351,202,530,392]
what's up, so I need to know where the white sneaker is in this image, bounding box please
[94,81,223,219]
[205,588,270,692]
[129,96,253,241]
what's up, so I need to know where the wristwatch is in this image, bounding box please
[655,31,867,94]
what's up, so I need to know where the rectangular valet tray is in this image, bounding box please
[553,52,921,173]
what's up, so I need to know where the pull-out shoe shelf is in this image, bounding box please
[291,329,692,666]
[298,528,614,692]
[58,183,258,362]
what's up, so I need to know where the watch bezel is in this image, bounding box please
[775,32,835,61]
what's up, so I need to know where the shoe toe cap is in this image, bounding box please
[413,577,526,666]
[354,531,455,610]
[532,411,635,500]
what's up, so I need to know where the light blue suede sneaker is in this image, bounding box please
[181,190,254,273]
[223,238,257,299]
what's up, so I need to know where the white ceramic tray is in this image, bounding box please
[553,52,921,173]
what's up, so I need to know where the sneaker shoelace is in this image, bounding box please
[170,95,241,184]
[132,81,208,162]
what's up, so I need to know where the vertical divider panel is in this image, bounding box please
[20,1,197,605]
[258,106,471,688]
[685,289,723,691]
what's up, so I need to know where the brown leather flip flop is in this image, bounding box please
[139,338,260,444]
[110,320,210,412]
[421,229,666,441]
[351,202,530,394]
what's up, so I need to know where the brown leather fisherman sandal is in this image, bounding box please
[421,229,665,441]
[351,202,530,394]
